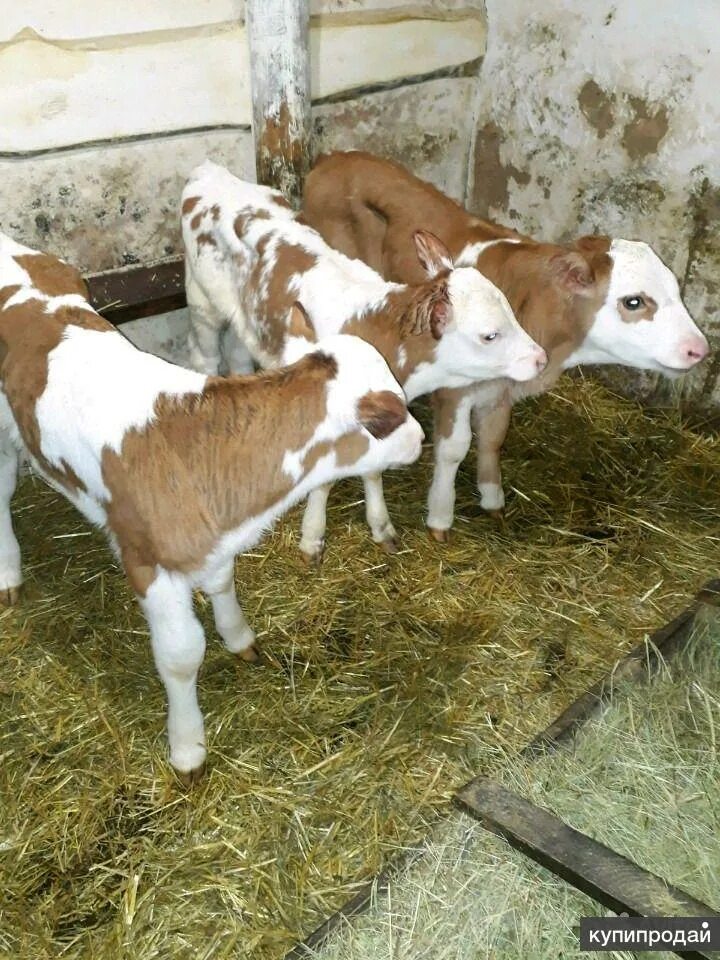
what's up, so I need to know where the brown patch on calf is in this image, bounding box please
[287,302,316,342]
[14,254,87,298]
[190,212,204,230]
[196,232,217,250]
[357,390,407,439]
[210,204,221,221]
[0,285,21,309]
[617,293,657,323]
[300,431,370,474]
[182,196,201,216]
[0,297,111,494]
[102,352,340,593]
[233,208,272,240]
[253,241,317,357]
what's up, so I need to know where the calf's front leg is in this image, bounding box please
[299,483,332,563]
[363,472,399,553]
[426,390,474,541]
[474,400,511,518]
[139,570,207,783]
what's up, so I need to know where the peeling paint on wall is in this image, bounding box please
[469,0,720,405]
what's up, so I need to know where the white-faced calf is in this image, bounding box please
[0,232,423,781]
[182,161,546,559]
[302,151,710,537]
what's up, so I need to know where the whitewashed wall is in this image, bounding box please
[0,1,485,271]
[467,0,720,406]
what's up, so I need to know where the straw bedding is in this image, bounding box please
[1,374,718,958]
[306,615,720,960]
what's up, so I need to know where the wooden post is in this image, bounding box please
[246,0,311,206]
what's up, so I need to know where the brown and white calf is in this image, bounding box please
[302,150,710,538]
[182,160,546,560]
[0,232,424,779]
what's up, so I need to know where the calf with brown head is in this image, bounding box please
[302,151,709,538]
[182,161,546,560]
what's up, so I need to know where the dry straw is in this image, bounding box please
[1,375,718,958]
[304,615,720,960]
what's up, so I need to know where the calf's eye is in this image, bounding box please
[483,332,499,342]
[622,295,644,310]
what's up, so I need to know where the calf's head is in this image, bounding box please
[570,236,709,373]
[413,230,547,383]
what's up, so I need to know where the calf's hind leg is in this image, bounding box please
[0,422,22,605]
[138,570,208,782]
[202,562,258,661]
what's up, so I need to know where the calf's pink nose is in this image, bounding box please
[683,336,709,364]
[534,347,548,372]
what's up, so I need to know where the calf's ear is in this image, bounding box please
[413,230,454,278]
[550,251,596,297]
[419,281,452,339]
[357,390,407,439]
[575,234,612,254]
[288,301,316,341]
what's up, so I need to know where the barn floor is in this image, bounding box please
[304,615,720,960]
[1,375,719,959]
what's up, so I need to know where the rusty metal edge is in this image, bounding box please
[283,579,720,959]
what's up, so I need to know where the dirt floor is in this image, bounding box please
[1,375,718,958]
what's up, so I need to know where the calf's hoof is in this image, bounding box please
[236,644,259,663]
[0,585,20,606]
[299,542,325,567]
[428,527,450,544]
[176,762,206,788]
[379,536,400,555]
[486,508,505,523]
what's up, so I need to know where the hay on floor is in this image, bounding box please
[0,376,719,958]
[305,616,720,960]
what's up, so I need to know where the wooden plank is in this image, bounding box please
[246,0,311,204]
[519,578,720,759]
[284,582,719,959]
[455,778,718,960]
[85,257,185,324]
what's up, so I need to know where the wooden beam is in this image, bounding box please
[456,779,718,960]
[246,0,311,205]
[84,257,185,325]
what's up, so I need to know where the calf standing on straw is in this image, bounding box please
[0,232,424,781]
[182,161,547,561]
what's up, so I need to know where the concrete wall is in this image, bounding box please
[0,1,485,272]
[4,0,718,407]
[467,0,720,406]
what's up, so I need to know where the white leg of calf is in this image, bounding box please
[187,307,223,375]
[299,484,332,562]
[426,405,473,537]
[0,432,21,602]
[477,482,505,513]
[140,571,207,776]
[222,324,256,375]
[204,564,257,659]
[363,473,398,552]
